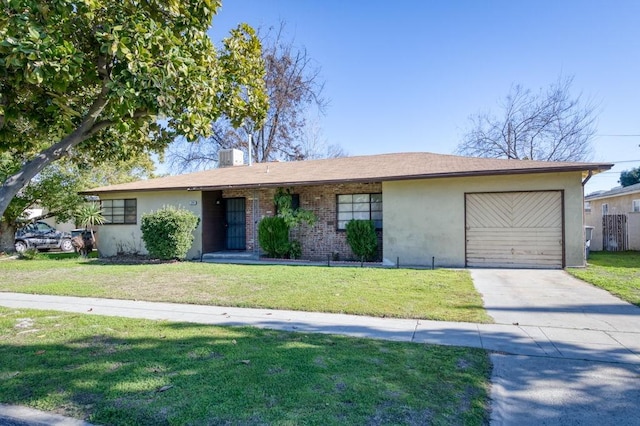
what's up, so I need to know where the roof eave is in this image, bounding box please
[82,164,612,195]
[586,189,640,201]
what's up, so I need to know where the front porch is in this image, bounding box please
[200,183,384,263]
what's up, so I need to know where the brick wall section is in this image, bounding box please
[222,182,383,260]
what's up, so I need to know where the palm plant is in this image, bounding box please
[75,202,106,243]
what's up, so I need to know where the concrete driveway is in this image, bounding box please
[470,269,640,426]
[471,269,640,332]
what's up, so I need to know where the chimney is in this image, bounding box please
[218,149,244,168]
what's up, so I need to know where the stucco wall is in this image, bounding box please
[629,213,640,250]
[585,192,640,251]
[42,217,75,233]
[97,191,203,259]
[383,171,586,268]
[96,171,587,265]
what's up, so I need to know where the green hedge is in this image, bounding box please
[141,206,199,260]
[258,216,290,258]
[345,220,378,261]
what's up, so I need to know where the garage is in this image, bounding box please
[465,191,564,268]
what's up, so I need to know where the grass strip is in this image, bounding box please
[0,256,490,323]
[0,307,491,425]
[568,251,640,306]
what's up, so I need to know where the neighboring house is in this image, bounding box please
[83,151,611,268]
[585,182,640,251]
[24,208,75,233]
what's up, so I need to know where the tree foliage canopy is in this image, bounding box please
[168,22,339,172]
[619,167,640,187]
[0,0,268,219]
[457,77,597,162]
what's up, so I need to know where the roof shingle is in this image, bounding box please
[84,152,613,194]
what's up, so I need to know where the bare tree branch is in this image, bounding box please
[457,76,597,162]
[166,21,343,172]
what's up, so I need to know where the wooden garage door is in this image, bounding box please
[465,191,563,268]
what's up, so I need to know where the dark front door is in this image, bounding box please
[202,191,225,253]
[225,198,246,250]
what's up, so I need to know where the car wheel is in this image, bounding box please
[60,238,74,252]
[14,240,28,253]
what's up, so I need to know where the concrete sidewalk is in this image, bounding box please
[1,292,639,365]
[0,403,92,426]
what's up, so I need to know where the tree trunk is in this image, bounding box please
[0,86,110,220]
[0,221,17,253]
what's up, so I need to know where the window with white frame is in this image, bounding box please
[584,201,591,212]
[633,199,640,213]
[337,193,382,230]
[602,203,609,215]
[101,199,137,224]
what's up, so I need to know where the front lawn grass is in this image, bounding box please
[0,308,491,425]
[0,258,491,323]
[568,251,640,306]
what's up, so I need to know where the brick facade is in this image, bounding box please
[221,182,383,261]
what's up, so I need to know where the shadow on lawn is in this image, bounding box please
[2,317,640,425]
[209,319,640,423]
[0,319,489,426]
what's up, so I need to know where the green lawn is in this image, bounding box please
[0,307,491,425]
[0,256,491,323]
[568,251,640,306]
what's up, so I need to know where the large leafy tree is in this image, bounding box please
[0,152,154,251]
[457,77,597,161]
[0,0,268,221]
[168,22,333,171]
[619,167,640,187]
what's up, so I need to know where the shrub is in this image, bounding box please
[274,188,316,228]
[258,216,290,258]
[345,220,378,261]
[18,248,43,260]
[288,240,302,259]
[140,206,200,260]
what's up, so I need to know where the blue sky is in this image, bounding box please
[204,0,640,194]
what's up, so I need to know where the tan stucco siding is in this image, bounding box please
[383,172,585,267]
[585,193,640,250]
[630,213,640,250]
[96,191,203,259]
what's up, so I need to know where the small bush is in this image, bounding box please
[258,216,290,258]
[345,220,378,262]
[18,248,43,260]
[141,206,200,260]
[289,240,302,259]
